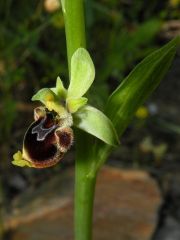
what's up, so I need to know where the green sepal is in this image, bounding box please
[32,87,68,117]
[68,48,95,98]
[73,105,119,147]
[31,88,56,104]
[51,76,67,99]
[12,151,33,167]
[66,97,88,113]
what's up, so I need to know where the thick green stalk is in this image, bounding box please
[61,0,86,72]
[74,131,97,240]
[61,1,96,240]
[74,176,96,240]
[75,160,96,239]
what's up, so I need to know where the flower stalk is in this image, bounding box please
[62,1,96,239]
[61,0,86,73]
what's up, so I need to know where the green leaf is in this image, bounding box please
[106,37,179,135]
[88,37,179,174]
[31,88,56,104]
[51,76,67,99]
[66,97,88,113]
[68,48,95,98]
[73,105,119,146]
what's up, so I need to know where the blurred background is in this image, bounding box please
[0,0,180,239]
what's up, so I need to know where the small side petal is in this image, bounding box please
[31,88,56,104]
[66,97,88,113]
[51,76,67,99]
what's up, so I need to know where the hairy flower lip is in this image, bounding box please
[23,114,59,165]
[14,108,74,168]
[22,148,64,168]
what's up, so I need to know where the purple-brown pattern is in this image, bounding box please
[22,109,74,168]
[55,127,74,152]
[24,113,58,162]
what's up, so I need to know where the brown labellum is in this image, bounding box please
[22,108,73,168]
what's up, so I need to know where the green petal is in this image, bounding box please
[73,105,119,146]
[31,88,56,104]
[32,87,68,117]
[66,97,88,113]
[51,76,67,99]
[68,48,95,98]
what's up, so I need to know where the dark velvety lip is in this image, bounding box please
[23,113,58,162]
[29,151,64,168]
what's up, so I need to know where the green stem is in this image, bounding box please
[75,163,96,240]
[61,0,86,73]
[61,1,96,240]
[74,131,97,240]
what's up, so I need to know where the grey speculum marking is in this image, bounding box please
[32,118,57,141]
